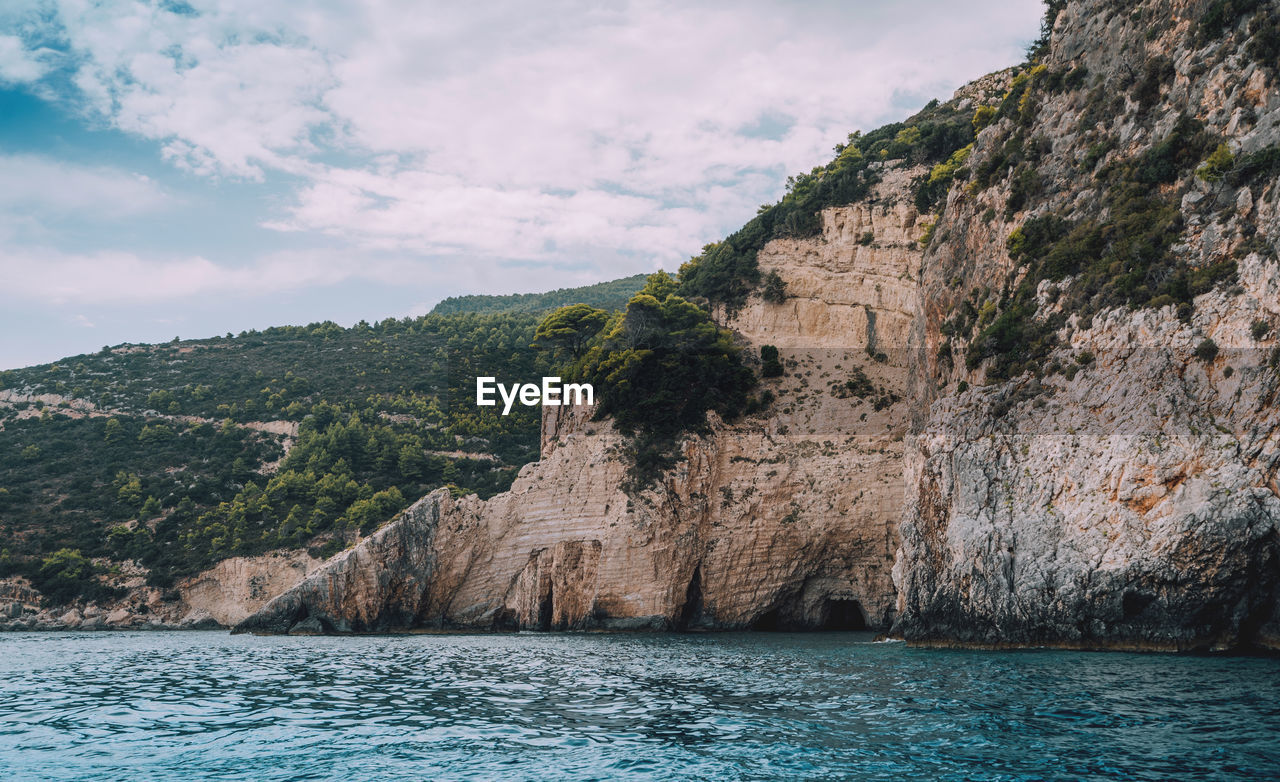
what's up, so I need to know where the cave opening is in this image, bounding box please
[537,588,554,631]
[676,565,703,631]
[821,599,867,631]
[749,607,783,631]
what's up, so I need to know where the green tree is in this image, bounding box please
[34,549,97,604]
[533,304,610,360]
[397,444,427,480]
[115,472,144,507]
[578,272,755,487]
[1196,142,1234,183]
[139,496,162,520]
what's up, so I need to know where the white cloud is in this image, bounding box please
[1,0,1044,297]
[289,0,1044,266]
[0,33,49,83]
[0,155,172,218]
[1,248,341,304]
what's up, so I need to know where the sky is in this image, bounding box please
[0,0,1044,370]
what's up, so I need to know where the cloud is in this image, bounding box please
[0,0,1044,298]
[286,0,1042,264]
[0,155,172,218]
[1,248,340,304]
[0,33,49,83]
[0,244,608,306]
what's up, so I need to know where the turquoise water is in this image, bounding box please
[1,632,1278,781]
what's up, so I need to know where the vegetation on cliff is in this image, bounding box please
[965,117,1231,379]
[940,0,1280,383]
[538,273,758,488]
[676,97,984,309]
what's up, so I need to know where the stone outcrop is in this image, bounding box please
[0,550,322,631]
[234,499,441,633]
[892,0,1280,651]
[236,171,925,636]
[177,550,323,626]
[728,166,923,352]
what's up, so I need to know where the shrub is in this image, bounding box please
[761,345,784,377]
[844,368,874,398]
[30,549,119,605]
[917,144,973,211]
[761,272,787,304]
[1194,338,1219,362]
[1226,146,1280,187]
[1132,56,1174,112]
[1252,319,1272,340]
[1196,0,1266,45]
[1005,167,1042,216]
[972,105,997,132]
[1248,14,1280,67]
[919,219,938,248]
[1196,143,1235,182]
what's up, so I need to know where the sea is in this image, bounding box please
[1,631,1278,781]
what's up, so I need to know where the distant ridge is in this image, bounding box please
[429,273,649,315]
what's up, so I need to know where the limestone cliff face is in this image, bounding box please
[237,171,925,635]
[729,167,922,351]
[238,0,1280,651]
[893,0,1280,651]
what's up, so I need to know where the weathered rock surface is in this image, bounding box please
[893,0,1280,651]
[179,550,322,626]
[234,497,441,633]
[728,166,923,352]
[1,550,322,631]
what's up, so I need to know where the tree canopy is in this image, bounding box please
[572,272,756,486]
[533,303,609,359]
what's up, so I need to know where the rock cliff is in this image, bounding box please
[236,169,926,635]
[237,0,1280,652]
[893,0,1280,651]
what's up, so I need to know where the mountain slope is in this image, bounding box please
[429,274,649,315]
[0,313,558,613]
[6,0,1280,649]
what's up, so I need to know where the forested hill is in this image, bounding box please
[429,274,649,315]
[0,311,564,598]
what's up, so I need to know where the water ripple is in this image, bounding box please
[0,632,1278,780]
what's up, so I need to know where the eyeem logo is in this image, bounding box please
[476,377,594,416]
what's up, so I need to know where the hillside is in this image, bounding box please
[429,274,649,315]
[0,313,558,602]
